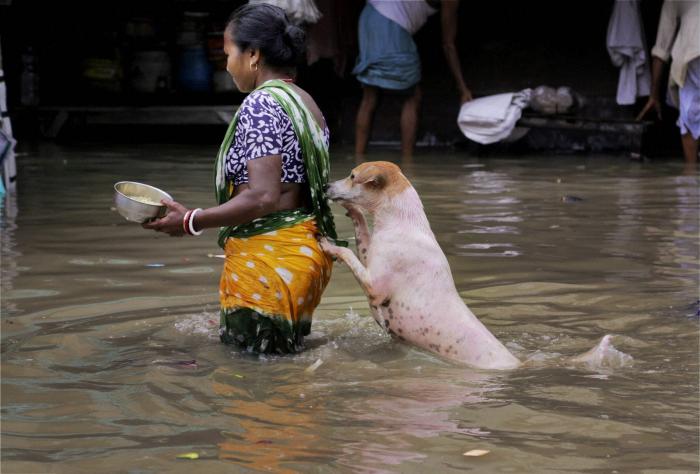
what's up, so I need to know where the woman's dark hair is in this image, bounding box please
[227,3,306,68]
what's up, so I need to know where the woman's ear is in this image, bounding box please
[249,48,261,67]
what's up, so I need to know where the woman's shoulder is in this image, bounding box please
[240,89,282,116]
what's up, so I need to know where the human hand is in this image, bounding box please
[460,88,473,104]
[636,96,662,121]
[141,198,189,237]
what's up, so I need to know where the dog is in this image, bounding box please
[319,161,522,369]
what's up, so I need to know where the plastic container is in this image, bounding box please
[130,50,171,93]
[178,47,212,92]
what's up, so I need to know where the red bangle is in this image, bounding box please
[183,210,192,235]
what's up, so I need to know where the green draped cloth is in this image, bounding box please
[214,79,342,248]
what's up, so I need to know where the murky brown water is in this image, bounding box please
[2,143,698,473]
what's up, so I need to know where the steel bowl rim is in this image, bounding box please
[114,181,173,207]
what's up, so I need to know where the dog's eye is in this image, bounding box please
[350,173,355,180]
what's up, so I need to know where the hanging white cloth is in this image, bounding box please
[457,89,532,145]
[249,0,322,25]
[606,0,651,105]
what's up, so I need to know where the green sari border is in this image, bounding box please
[217,208,313,248]
[219,306,311,354]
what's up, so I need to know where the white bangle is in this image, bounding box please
[188,208,204,236]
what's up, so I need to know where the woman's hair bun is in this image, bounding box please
[283,23,305,54]
[228,3,306,68]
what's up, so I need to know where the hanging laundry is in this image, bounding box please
[606,0,651,105]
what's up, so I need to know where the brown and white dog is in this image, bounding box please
[319,161,522,370]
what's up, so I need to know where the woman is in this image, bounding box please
[144,3,340,354]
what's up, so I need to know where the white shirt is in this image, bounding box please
[369,0,437,35]
[651,0,700,88]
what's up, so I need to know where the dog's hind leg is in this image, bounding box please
[343,204,371,265]
[319,238,373,296]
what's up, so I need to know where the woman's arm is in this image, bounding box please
[441,0,472,104]
[194,155,282,230]
[143,155,283,236]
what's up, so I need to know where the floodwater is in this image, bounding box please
[1,143,698,473]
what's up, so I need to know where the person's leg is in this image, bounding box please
[400,85,422,158]
[680,132,698,163]
[355,85,379,157]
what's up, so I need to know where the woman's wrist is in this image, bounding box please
[183,208,204,236]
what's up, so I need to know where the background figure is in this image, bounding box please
[353,0,472,158]
[636,0,699,163]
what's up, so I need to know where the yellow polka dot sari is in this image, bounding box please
[219,222,332,352]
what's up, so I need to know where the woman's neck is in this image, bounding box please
[255,68,296,88]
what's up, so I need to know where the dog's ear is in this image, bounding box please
[355,165,386,189]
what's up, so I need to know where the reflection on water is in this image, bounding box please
[1,193,19,315]
[1,144,698,473]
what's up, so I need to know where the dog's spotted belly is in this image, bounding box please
[368,296,407,340]
[372,299,449,351]
[369,295,520,369]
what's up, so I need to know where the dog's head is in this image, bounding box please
[325,161,410,212]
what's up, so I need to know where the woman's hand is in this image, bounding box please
[142,199,189,237]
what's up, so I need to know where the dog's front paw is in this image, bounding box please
[318,237,341,257]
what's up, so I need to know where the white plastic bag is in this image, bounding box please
[529,86,577,114]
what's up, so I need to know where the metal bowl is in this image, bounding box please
[114,181,172,223]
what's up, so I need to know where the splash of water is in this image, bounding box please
[174,312,220,339]
[569,335,634,369]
